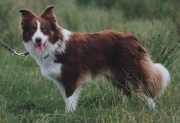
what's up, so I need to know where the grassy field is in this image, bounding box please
[0,0,180,122]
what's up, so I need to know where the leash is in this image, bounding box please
[0,40,29,57]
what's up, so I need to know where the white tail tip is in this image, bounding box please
[154,63,170,89]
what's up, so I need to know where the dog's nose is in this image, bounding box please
[35,37,42,44]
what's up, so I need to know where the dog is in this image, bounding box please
[19,6,170,112]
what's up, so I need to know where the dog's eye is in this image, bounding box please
[42,27,48,32]
[30,27,35,32]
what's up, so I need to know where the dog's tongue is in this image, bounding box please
[35,44,44,54]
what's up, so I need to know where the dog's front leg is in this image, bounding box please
[64,87,82,112]
[56,78,82,112]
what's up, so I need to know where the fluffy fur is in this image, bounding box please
[19,6,170,112]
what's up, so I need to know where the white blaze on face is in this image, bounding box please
[32,20,48,54]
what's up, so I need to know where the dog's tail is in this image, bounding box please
[139,55,170,98]
[154,63,170,91]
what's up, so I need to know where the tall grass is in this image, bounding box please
[0,0,179,122]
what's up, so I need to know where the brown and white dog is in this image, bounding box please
[19,6,170,112]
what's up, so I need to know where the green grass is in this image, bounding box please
[0,0,180,122]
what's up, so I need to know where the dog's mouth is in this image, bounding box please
[34,41,47,54]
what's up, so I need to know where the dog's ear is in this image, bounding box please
[40,5,57,23]
[19,9,36,28]
[19,9,36,19]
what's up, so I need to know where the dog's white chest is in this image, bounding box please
[36,56,62,80]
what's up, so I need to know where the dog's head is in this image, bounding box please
[19,6,62,54]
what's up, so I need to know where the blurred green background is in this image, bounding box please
[0,0,179,122]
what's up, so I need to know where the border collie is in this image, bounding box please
[19,6,170,112]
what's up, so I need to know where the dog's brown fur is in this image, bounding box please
[54,30,164,98]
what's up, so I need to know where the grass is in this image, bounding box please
[0,0,180,122]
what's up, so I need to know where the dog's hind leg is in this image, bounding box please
[121,85,131,104]
[105,75,131,104]
[143,94,156,109]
